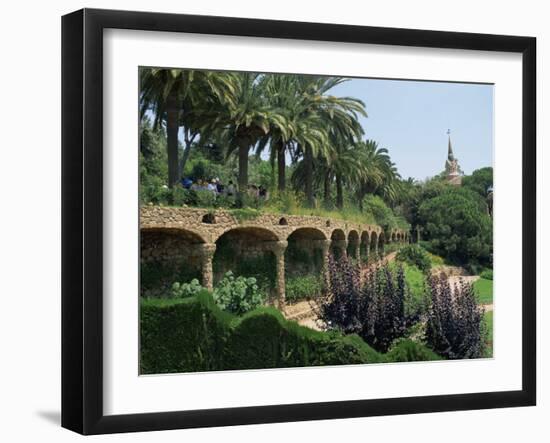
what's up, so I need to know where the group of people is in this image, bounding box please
[180,176,268,200]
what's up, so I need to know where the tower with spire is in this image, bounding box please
[444,130,462,185]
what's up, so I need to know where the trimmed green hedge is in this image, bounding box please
[141,291,441,374]
[140,292,232,374]
[385,339,441,362]
[225,308,381,369]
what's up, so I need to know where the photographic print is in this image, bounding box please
[138,68,494,375]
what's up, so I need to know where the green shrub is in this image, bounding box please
[427,252,445,266]
[140,292,383,374]
[171,279,204,298]
[224,308,382,369]
[285,275,324,303]
[384,339,441,362]
[230,208,261,222]
[480,269,493,280]
[396,245,431,273]
[213,272,265,315]
[140,291,231,374]
[363,194,410,231]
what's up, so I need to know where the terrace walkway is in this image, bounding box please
[140,206,409,308]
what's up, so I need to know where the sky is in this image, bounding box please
[329,77,494,181]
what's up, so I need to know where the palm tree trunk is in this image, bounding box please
[336,174,344,209]
[323,172,331,207]
[166,90,179,188]
[179,129,195,177]
[304,144,314,207]
[276,140,286,192]
[238,139,249,193]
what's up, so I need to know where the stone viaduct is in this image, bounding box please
[140,206,409,308]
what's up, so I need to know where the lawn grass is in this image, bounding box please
[484,310,493,358]
[474,278,493,305]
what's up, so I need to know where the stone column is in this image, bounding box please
[333,239,348,259]
[198,243,216,291]
[314,239,332,291]
[362,238,370,262]
[353,243,360,261]
[270,240,288,310]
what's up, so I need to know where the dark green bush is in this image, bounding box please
[384,339,441,362]
[224,308,382,369]
[418,187,492,265]
[480,269,493,280]
[140,292,384,374]
[396,245,432,273]
[140,291,231,374]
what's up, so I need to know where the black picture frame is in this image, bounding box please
[61,8,536,435]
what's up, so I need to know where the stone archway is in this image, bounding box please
[360,231,370,263]
[140,227,208,296]
[285,227,329,303]
[213,227,286,307]
[330,229,347,259]
[347,230,360,261]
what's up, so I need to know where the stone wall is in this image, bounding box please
[139,206,410,306]
[139,206,408,244]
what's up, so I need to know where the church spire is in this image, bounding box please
[444,129,462,185]
[447,129,455,161]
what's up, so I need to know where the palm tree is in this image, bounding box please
[139,68,237,187]
[296,76,367,207]
[255,74,299,192]
[328,143,369,209]
[216,72,290,194]
[353,139,401,211]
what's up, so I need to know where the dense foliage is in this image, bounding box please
[418,187,492,266]
[171,279,203,298]
[285,275,324,303]
[140,291,379,373]
[396,244,432,273]
[425,273,487,359]
[462,167,493,198]
[212,272,265,315]
[140,291,440,374]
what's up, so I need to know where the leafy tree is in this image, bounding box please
[139,119,168,204]
[418,187,492,265]
[462,167,493,198]
[139,68,236,187]
[463,167,493,217]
